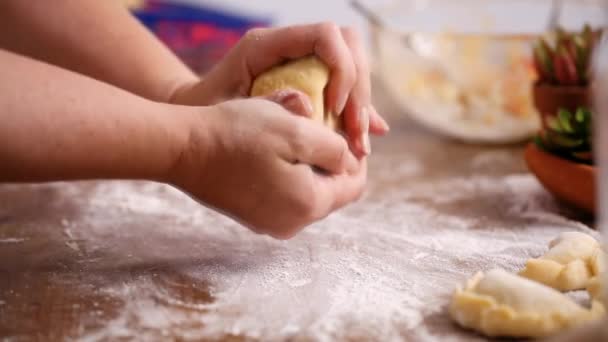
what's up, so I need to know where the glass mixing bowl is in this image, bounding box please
[361,0,606,144]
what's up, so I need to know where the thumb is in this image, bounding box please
[263,89,314,118]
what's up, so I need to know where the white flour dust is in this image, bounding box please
[0,237,26,244]
[52,173,595,341]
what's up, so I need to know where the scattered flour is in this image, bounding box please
[52,171,595,342]
[0,237,26,244]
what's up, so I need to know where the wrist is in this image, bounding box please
[163,103,220,187]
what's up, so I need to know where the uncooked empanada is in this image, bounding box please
[519,232,600,291]
[587,249,607,301]
[250,56,342,131]
[449,269,603,338]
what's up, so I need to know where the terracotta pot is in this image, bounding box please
[533,84,590,130]
[525,143,595,214]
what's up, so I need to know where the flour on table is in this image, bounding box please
[24,173,594,342]
[0,238,26,244]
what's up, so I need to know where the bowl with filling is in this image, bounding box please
[361,0,605,144]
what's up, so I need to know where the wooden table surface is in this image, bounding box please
[0,87,595,341]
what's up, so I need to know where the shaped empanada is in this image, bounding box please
[587,248,607,301]
[449,269,603,338]
[519,232,600,291]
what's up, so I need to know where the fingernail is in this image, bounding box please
[284,94,313,115]
[362,132,371,156]
[301,95,314,115]
[377,114,390,132]
[371,106,390,133]
[335,93,348,116]
[360,107,371,155]
[269,90,294,102]
[381,119,390,132]
[271,90,314,116]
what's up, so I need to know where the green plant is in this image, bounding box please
[535,107,592,164]
[533,25,600,86]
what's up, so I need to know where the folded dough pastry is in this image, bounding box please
[449,269,603,338]
[519,232,600,291]
[250,56,342,131]
[587,248,607,301]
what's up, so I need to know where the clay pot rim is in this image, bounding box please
[525,143,595,214]
[529,143,595,171]
[533,83,590,93]
[533,82,589,89]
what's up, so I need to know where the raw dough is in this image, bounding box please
[250,56,342,131]
[519,232,600,291]
[449,268,603,338]
[587,249,607,301]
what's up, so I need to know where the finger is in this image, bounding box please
[343,103,371,158]
[340,27,372,157]
[263,89,314,117]
[369,106,390,135]
[241,23,356,114]
[313,158,367,213]
[288,118,358,174]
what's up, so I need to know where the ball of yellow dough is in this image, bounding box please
[250,56,342,131]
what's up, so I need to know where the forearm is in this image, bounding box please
[0,0,198,103]
[0,49,197,183]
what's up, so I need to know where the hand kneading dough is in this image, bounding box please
[449,269,603,338]
[519,232,600,291]
[250,56,342,131]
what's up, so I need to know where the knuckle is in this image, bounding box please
[340,26,359,41]
[243,27,266,43]
[334,138,348,167]
[356,50,371,75]
[294,191,315,218]
[309,204,327,222]
[317,21,341,38]
[339,56,357,83]
[345,62,358,84]
[341,27,369,73]
[292,186,324,222]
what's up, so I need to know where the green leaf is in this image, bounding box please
[557,108,574,133]
[534,134,546,149]
[533,39,554,81]
[555,26,569,44]
[573,35,590,83]
[575,107,587,122]
[546,116,563,132]
[583,24,594,47]
[545,130,584,148]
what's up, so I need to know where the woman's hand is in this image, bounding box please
[171,23,390,158]
[168,95,366,239]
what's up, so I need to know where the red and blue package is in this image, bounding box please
[131,1,271,73]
